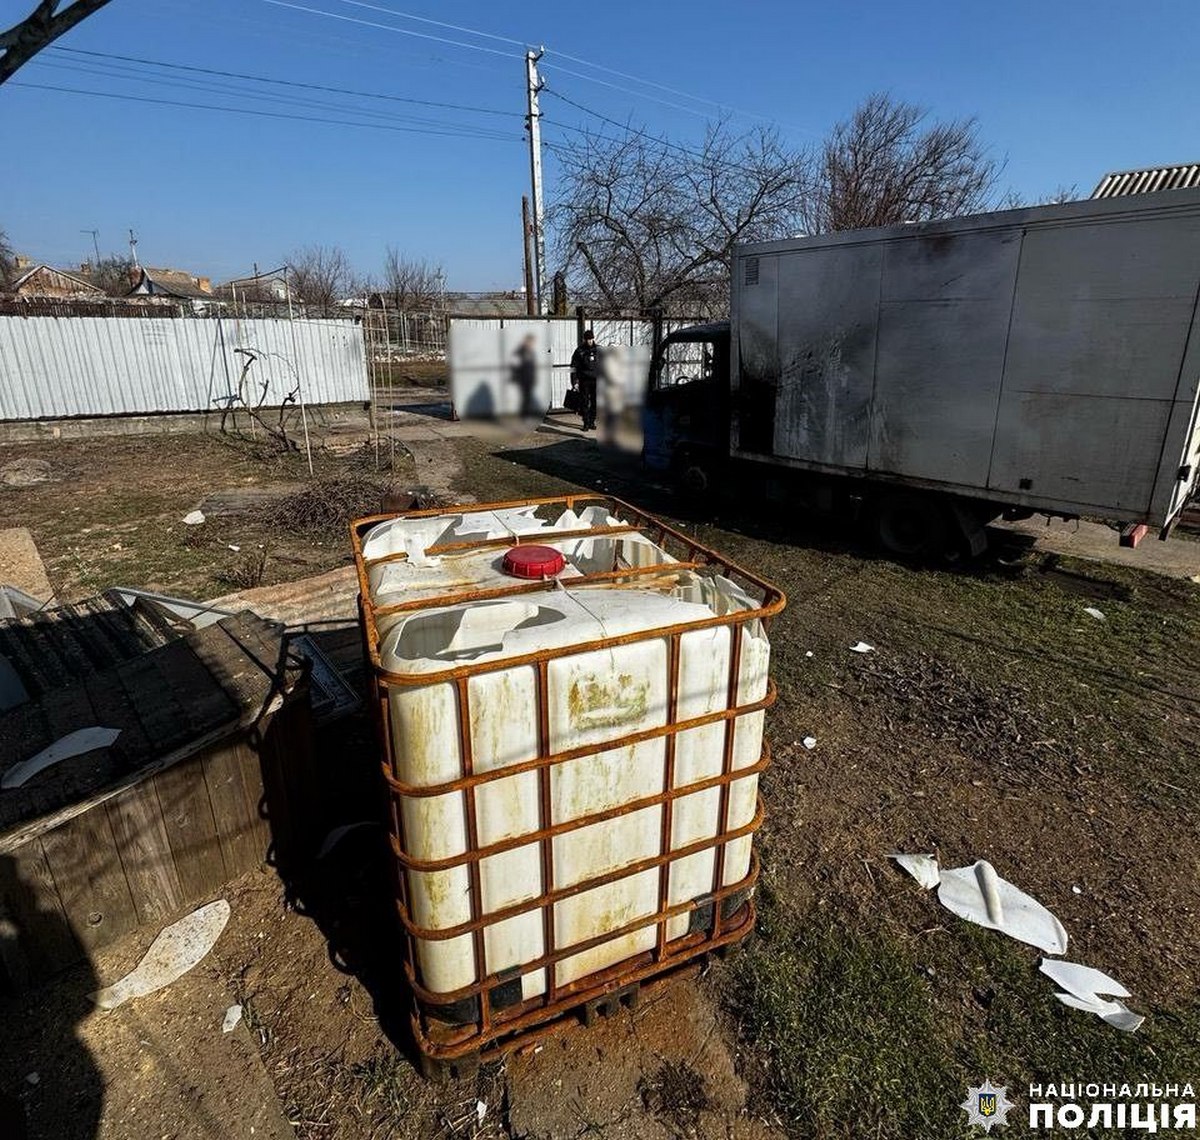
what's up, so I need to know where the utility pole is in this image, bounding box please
[81,228,100,269]
[521,196,535,316]
[128,227,139,267]
[524,48,546,315]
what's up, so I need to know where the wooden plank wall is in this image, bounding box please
[0,693,312,992]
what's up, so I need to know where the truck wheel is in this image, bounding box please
[875,492,954,561]
[673,451,715,503]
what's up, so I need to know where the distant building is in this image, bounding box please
[7,263,105,300]
[215,275,296,304]
[445,291,529,318]
[129,266,217,304]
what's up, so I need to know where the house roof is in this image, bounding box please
[136,266,215,300]
[10,264,104,296]
[1092,162,1200,198]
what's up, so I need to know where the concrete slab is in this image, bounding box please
[0,528,53,600]
[992,516,1200,580]
[0,902,294,1140]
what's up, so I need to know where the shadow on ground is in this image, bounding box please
[500,435,1044,571]
[0,863,103,1140]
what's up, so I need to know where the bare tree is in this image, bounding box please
[90,253,136,295]
[0,229,14,288]
[1,0,114,85]
[552,120,808,315]
[1000,184,1079,209]
[805,93,998,233]
[287,245,352,315]
[381,249,442,311]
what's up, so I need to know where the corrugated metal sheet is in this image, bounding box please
[0,316,368,420]
[1092,163,1200,198]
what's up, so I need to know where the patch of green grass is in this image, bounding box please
[957,921,1200,1091]
[729,888,1200,1139]
[731,890,961,1138]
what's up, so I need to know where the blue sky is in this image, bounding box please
[1,0,1197,290]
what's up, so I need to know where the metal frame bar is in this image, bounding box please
[351,494,785,1062]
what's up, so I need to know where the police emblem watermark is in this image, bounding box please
[961,1080,1014,1132]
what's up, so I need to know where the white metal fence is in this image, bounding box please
[0,315,369,421]
[448,316,699,417]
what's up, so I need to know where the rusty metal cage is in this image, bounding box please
[351,494,785,1069]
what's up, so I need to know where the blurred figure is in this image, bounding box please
[570,328,601,432]
[510,333,539,420]
[601,344,628,444]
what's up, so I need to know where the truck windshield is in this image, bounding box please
[656,339,714,390]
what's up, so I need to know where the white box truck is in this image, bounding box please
[642,188,1200,557]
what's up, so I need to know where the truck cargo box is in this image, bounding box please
[731,188,1200,531]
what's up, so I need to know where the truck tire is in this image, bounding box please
[672,448,718,504]
[875,491,955,561]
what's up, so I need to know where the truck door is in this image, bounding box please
[642,332,729,477]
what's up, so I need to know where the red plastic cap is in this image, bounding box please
[501,544,566,579]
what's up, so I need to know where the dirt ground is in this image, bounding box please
[2,408,1199,1139]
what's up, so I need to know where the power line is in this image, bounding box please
[543,89,715,164]
[32,57,515,136]
[255,0,808,140]
[156,2,510,79]
[546,47,770,120]
[327,0,527,47]
[260,0,515,57]
[541,90,793,179]
[49,46,522,118]
[539,61,717,120]
[8,81,522,141]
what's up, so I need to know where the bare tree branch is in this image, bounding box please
[380,249,442,310]
[551,120,808,316]
[0,0,115,85]
[286,245,352,316]
[0,228,15,289]
[805,93,999,233]
[90,252,135,296]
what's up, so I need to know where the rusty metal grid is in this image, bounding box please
[352,494,786,1061]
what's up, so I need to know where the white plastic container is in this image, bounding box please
[353,497,782,1041]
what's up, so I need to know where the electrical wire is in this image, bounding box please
[327,0,528,47]
[260,0,515,58]
[154,1,510,79]
[539,61,717,120]
[546,47,768,119]
[544,89,726,165]
[541,92,800,180]
[8,81,523,142]
[249,0,807,139]
[31,57,516,136]
[48,46,522,118]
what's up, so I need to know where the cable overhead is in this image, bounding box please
[260,0,514,57]
[327,0,527,47]
[546,47,765,118]
[541,91,794,179]
[543,90,716,163]
[49,46,521,117]
[9,81,522,141]
[31,57,513,134]
[539,61,717,120]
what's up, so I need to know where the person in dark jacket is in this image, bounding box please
[569,328,601,431]
[510,333,538,419]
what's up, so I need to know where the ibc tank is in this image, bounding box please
[352,494,784,1066]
